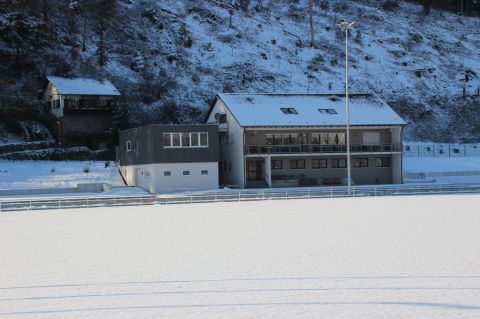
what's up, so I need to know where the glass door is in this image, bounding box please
[247,160,264,181]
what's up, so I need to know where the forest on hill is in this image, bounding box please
[1,0,479,143]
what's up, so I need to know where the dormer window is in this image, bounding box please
[319,108,337,114]
[280,107,298,114]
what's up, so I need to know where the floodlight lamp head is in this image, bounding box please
[337,21,356,29]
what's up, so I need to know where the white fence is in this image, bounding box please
[1,183,480,212]
[404,143,480,157]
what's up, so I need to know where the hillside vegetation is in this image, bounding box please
[1,0,479,142]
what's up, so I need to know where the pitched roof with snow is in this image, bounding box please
[217,93,407,127]
[47,76,120,96]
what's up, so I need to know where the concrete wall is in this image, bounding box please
[120,162,219,193]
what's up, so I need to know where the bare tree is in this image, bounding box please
[308,0,315,47]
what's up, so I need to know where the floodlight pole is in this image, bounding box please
[338,21,356,195]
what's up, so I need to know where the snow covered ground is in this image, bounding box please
[0,161,124,190]
[0,195,479,319]
[403,157,480,184]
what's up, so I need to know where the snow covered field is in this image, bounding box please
[0,161,124,189]
[403,157,480,183]
[0,195,479,318]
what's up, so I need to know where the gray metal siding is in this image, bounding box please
[119,125,219,166]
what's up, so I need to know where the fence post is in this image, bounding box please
[307,188,310,198]
[58,199,61,209]
[331,187,333,198]
[86,198,89,207]
[285,190,288,199]
[114,197,116,207]
[190,194,193,204]
[238,192,241,201]
[262,190,265,200]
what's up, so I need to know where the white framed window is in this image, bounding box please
[163,133,172,147]
[201,170,209,175]
[191,132,199,146]
[200,132,208,146]
[164,171,172,176]
[126,140,131,152]
[183,170,190,176]
[182,133,190,147]
[163,132,208,148]
[172,133,181,147]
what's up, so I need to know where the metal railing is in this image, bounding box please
[245,143,402,155]
[1,183,479,212]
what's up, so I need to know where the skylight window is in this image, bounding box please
[280,107,298,114]
[318,108,337,114]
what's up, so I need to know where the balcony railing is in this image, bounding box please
[63,99,115,115]
[245,143,402,155]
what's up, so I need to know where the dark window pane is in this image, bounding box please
[172,133,181,147]
[163,133,171,147]
[182,133,190,147]
[200,133,208,146]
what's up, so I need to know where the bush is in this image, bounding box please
[83,165,90,173]
[104,161,110,168]
[382,0,399,11]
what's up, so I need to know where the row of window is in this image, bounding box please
[163,132,208,148]
[280,107,337,115]
[271,157,391,170]
[265,133,346,145]
[163,170,209,176]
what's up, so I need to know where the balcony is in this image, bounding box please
[245,143,402,155]
[63,99,115,115]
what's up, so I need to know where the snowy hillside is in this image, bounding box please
[1,0,479,142]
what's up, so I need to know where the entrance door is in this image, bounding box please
[247,160,264,181]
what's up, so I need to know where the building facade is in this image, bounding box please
[205,93,407,188]
[42,76,120,148]
[118,124,219,193]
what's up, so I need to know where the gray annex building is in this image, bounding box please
[118,124,219,193]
